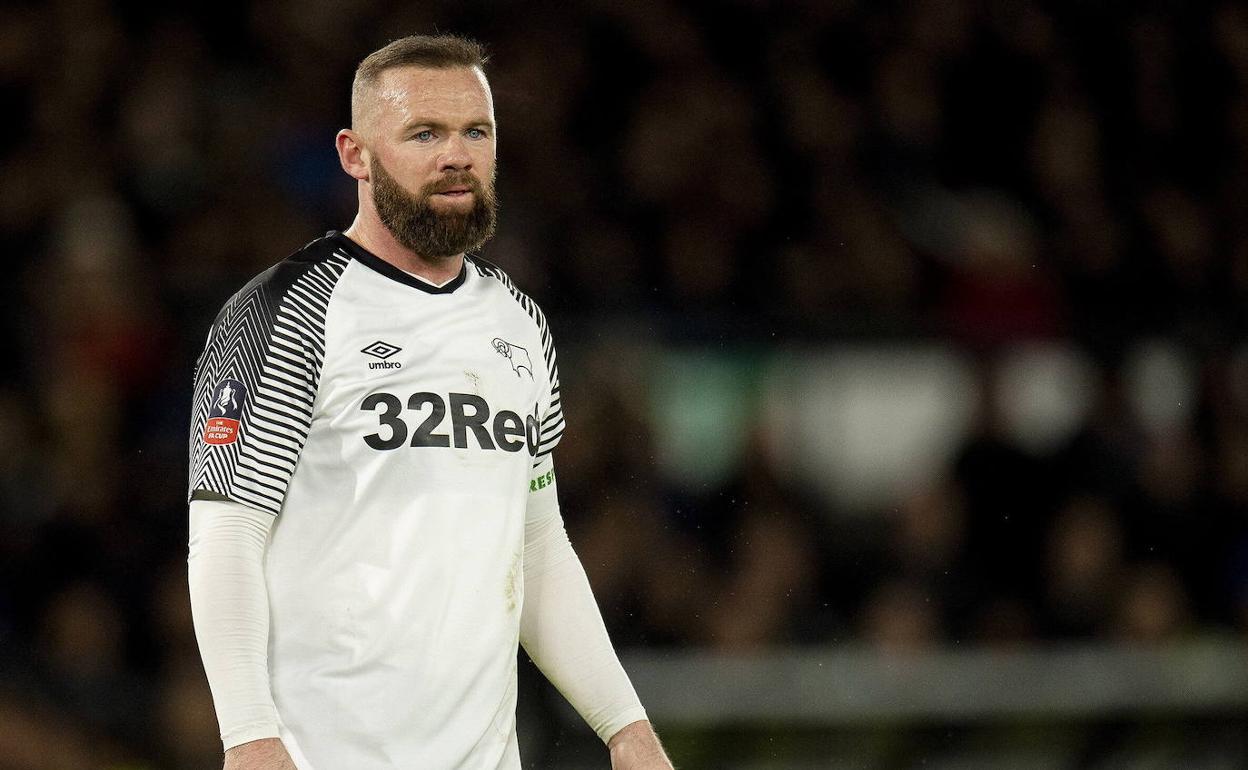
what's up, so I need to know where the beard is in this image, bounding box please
[370,157,498,259]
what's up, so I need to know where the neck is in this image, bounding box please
[342,212,465,286]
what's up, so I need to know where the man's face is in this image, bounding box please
[362,66,498,258]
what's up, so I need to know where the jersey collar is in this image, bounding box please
[329,231,468,294]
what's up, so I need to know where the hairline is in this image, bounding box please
[350,35,489,132]
[352,64,492,132]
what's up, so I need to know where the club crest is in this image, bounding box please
[492,338,534,380]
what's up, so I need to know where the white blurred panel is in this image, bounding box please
[994,343,1098,454]
[762,347,977,513]
[1125,339,1196,436]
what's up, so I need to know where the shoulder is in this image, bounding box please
[212,233,351,326]
[467,255,552,334]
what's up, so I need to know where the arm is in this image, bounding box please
[187,265,331,769]
[608,720,673,769]
[518,461,673,769]
[188,496,296,769]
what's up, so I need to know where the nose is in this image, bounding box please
[438,134,472,173]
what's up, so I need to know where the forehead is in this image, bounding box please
[371,65,494,129]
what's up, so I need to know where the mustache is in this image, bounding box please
[424,173,486,196]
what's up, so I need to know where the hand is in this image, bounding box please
[223,738,298,770]
[608,720,674,770]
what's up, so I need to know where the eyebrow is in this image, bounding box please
[403,118,494,131]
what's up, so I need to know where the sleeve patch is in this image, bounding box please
[202,378,247,445]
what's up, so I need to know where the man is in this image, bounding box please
[187,34,673,770]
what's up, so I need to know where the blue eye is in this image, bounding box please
[414,130,434,142]
[467,128,486,139]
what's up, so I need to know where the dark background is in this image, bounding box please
[3,0,1248,767]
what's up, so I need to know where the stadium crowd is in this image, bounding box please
[3,0,1248,767]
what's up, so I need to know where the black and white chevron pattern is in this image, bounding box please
[189,251,350,515]
[468,257,565,463]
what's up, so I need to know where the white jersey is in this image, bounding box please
[188,231,564,769]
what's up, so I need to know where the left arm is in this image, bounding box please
[518,458,673,769]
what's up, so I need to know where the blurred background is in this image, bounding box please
[3,0,1248,767]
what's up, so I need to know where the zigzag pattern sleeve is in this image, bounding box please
[188,254,349,515]
[470,259,565,465]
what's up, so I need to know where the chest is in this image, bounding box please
[313,275,547,457]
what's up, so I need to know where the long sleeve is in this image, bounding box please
[518,459,648,743]
[187,496,281,750]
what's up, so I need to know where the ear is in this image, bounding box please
[336,129,370,181]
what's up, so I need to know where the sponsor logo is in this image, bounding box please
[530,468,555,492]
[360,390,541,455]
[203,378,246,445]
[492,337,533,380]
[362,340,403,370]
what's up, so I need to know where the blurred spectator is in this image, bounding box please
[1042,496,1126,638]
[1114,562,1193,643]
[860,578,944,654]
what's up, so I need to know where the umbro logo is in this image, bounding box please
[362,340,403,370]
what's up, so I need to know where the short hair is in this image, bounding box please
[351,35,488,128]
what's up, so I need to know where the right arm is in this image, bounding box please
[188,496,294,768]
[188,254,348,767]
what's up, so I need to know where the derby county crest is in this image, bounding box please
[492,338,534,380]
